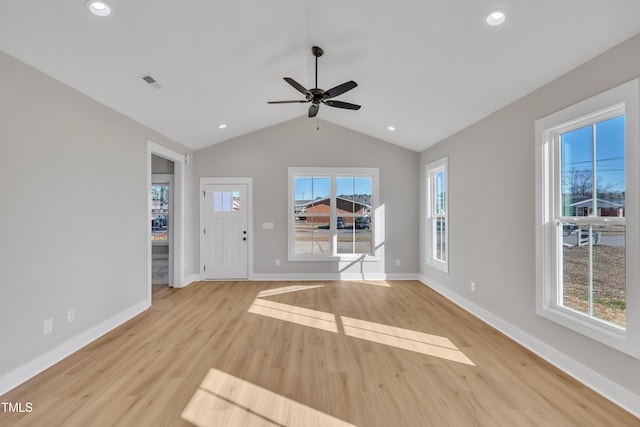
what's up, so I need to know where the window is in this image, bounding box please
[535,79,640,358]
[213,191,240,212]
[425,157,448,273]
[288,167,378,261]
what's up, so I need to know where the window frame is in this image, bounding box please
[535,78,640,358]
[425,157,449,273]
[288,167,379,262]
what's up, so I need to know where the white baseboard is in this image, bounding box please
[0,300,150,396]
[180,274,201,288]
[250,273,419,281]
[418,274,640,419]
[384,273,421,280]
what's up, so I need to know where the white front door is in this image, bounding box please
[203,184,248,279]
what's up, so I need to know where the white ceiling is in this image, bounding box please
[1,1,640,152]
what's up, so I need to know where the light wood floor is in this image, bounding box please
[1,280,637,426]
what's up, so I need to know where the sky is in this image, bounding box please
[561,114,625,194]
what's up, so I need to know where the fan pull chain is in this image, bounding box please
[317,116,319,131]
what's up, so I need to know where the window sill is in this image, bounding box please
[426,259,448,273]
[536,304,639,359]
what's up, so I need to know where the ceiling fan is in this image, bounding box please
[268,46,361,118]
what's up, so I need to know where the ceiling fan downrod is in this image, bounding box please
[312,46,323,89]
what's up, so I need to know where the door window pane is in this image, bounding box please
[213,191,240,212]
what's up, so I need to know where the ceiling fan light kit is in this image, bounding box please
[268,46,361,119]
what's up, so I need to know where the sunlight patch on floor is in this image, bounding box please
[349,280,392,288]
[341,316,475,366]
[248,285,474,366]
[182,368,356,427]
[256,284,325,298]
[248,298,338,333]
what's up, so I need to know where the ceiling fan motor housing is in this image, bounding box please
[312,46,324,57]
[309,88,324,103]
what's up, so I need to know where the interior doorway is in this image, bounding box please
[147,141,186,303]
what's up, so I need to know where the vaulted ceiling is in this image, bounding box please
[2,1,640,152]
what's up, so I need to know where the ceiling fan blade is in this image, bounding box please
[308,104,319,118]
[323,100,361,110]
[323,81,357,99]
[284,77,310,96]
[267,100,308,104]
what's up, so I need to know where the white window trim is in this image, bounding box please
[425,157,448,273]
[535,78,640,359]
[288,167,380,262]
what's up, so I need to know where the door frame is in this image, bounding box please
[200,177,253,280]
[147,141,186,300]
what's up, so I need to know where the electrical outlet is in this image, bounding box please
[395,259,401,266]
[470,282,476,292]
[275,259,280,266]
[67,309,75,323]
[44,319,53,335]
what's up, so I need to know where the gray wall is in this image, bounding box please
[152,154,175,174]
[195,117,419,277]
[0,50,195,379]
[419,34,640,398]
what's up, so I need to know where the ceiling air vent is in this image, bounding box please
[141,75,162,90]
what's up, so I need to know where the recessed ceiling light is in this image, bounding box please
[85,1,112,17]
[387,126,396,131]
[486,10,506,26]
[218,124,227,129]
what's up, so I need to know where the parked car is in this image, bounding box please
[337,217,346,229]
[355,217,371,229]
[152,215,167,230]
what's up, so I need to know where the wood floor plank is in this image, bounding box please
[0,280,637,426]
